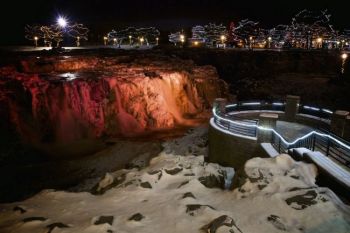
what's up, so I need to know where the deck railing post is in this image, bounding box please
[213,98,227,115]
[312,134,316,151]
[326,137,330,157]
[285,95,300,122]
[330,110,349,139]
[278,137,281,153]
[258,113,278,143]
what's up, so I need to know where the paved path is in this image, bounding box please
[276,121,314,141]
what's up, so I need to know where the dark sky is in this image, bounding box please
[0,0,348,45]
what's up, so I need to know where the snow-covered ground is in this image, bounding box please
[0,128,349,233]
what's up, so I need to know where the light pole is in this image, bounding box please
[140,37,144,46]
[249,36,253,49]
[103,36,108,45]
[267,36,272,48]
[156,37,159,45]
[341,53,348,74]
[76,36,80,47]
[341,40,345,49]
[113,38,117,46]
[34,36,38,47]
[220,35,226,48]
[180,34,185,47]
[316,37,323,49]
[129,35,132,45]
[337,41,340,49]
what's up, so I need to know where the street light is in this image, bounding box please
[180,34,185,47]
[341,53,348,60]
[76,36,80,47]
[140,37,144,46]
[113,38,117,45]
[156,37,159,45]
[316,37,323,49]
[267,36,272,48]
[34,36,38,47]
[103,36,108,45]
[129,35,132,45]
[341,53,348,74]
[57,16,67,28]
[220,35,226,48]
[249,36,253,49]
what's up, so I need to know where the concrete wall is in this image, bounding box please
[208,122,267,169]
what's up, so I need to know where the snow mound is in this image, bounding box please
[0,153,349,233]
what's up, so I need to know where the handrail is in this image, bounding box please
[213,103,350,167]
[225,100,334,120]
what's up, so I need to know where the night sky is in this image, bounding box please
[0,0,348,45]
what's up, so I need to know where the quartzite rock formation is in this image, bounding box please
[0,54,229,144]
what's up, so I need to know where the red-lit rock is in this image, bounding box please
[0,55,229,143]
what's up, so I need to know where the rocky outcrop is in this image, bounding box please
[0,55,229,144]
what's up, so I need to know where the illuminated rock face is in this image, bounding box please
[0,55,228,143]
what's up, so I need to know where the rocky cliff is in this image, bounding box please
[0,54,228,144]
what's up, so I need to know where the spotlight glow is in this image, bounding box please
[57,16,67,27]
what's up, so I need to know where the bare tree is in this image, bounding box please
[290,9,335,49]
[268,25,290,48]
[168,31,184,46]
[190,25,207,44]
[67,23,89,46]
[204,23,227,47]
[233,19,259,48]
[25,25,43,46]
[25,22,89,47]
[108,27,159,47]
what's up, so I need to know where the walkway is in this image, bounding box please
[276,121,314,141]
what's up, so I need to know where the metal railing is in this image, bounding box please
[225,101,286,113]
[298,104,333,121]
[214,115,258,138]
[213,101,350,168]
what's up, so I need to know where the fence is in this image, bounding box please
[213,101,350,168]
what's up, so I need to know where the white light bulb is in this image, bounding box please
[57,16,67,27]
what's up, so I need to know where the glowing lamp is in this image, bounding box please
[341,53,348,60]
[317,37,322,43]
[57,16,67,27]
